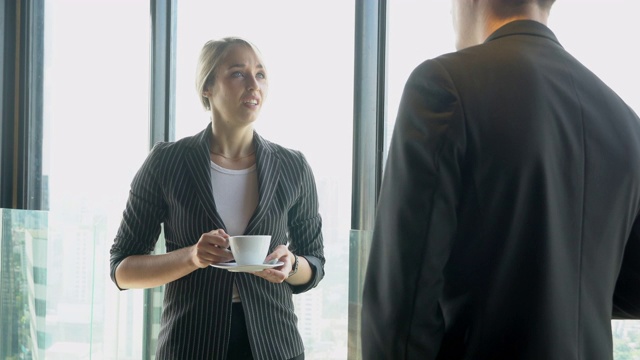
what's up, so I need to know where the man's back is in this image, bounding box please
[435,20,640,359]
[361,20,640,360]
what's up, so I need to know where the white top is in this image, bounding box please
[210,161,259,302]
[209,161,258,235]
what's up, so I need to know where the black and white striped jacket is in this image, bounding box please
[110,124,325,359]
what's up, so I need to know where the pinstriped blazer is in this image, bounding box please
[110,124,325,360]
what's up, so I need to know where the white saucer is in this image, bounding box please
[210,261,284,273]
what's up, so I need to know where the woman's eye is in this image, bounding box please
[256,72,266,79]
[231,72,244,78]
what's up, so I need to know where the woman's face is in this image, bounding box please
[205,44,268,127]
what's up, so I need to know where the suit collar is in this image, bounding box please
[485,20,562,47]
[184,123,281,234]
[184,125,224,227]
[245,133,281,234]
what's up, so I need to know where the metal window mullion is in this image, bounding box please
[348,0,387,359]
[144,1,176,359]
[20,0,45,211]
[149,0,176,147]
[0,0,45,211]
[0,0,17,209]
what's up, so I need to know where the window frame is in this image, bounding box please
[1,0,45,210]
[2,1,387,359]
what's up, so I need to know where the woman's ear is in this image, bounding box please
[202,81,214,97]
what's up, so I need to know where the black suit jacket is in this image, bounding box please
[110,124,325,360]
[361,20,640,360]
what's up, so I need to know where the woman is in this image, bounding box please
[109,37,325,360]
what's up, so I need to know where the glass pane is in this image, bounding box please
[39,0,151,358]
[0,209,49,360]
[549,2,640,115]
[176,1,354,359]
[386,0,454,160]
[387,1,640,359]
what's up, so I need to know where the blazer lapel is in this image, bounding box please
[184,125,226,228]
[245,132,281,234]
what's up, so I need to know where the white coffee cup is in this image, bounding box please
[228,235,272,266]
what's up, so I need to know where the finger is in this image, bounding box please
[254,269,287,283]
[194,238,233,266]
[202,232,230,249]
[212,228,229,238]
[264,245,289,263]
[192,246,216,268]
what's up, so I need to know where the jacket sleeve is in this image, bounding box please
[361,59,466,359]
[286,152,325,294]
[613,217,640,318]
[109,143,168,290]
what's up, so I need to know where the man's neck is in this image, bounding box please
[482,5,550,43]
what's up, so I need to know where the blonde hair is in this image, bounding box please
[195,37,264,111]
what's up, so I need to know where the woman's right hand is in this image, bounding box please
[191,229,234,268]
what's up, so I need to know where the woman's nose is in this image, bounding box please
[247,75,261,92]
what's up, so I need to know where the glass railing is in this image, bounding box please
[0,208,145,360]
[1,208,638,359]
[613,320,640,359]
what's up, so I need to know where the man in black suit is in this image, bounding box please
[361,0,640,359]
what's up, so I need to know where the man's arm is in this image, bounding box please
[361,59,466,359]
[613,217,640,318]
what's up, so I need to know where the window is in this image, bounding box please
[41,0,150,358]
[386,1,454,154]
[387,2,640,359]
[3,2,636,359]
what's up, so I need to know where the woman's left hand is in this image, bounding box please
[252,244,293,283]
